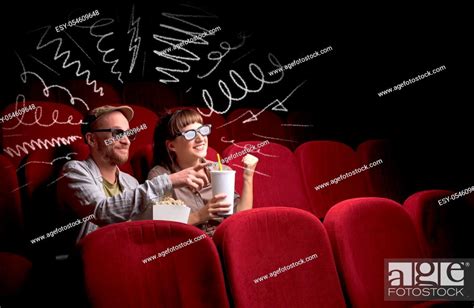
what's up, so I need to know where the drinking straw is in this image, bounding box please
[217,153,223,171]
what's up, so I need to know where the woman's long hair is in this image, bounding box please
[153,109,203,171]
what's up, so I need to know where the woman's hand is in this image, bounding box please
[207,193,232,219]
[242,154,259,179]
[188,193,231,225]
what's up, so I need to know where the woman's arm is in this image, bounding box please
[236,155,259,212]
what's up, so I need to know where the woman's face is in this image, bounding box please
[168,122,208,162]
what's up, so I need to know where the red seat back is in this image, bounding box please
[0,252,32,297]
[123,81,180,113]
[126,104,158,159]
[213,207,346,308]
[324,197,424,308]
[63,79,122,112]
[222,141,312,212]
[206,145,218,162]
[403,189,474,258]
[0,155,24,252]
[295,141,369,219]
[130,144,154,183]
[356,139,405,202]
[78,221,229,308]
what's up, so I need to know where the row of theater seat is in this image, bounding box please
[1,100,473,305]
[2,200,472,307]
[0,100,315,156]
[0,137,402,255]
[1,128,473,258]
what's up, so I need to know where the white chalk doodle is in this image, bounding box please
[197,53,286,116]
[3,136,82,158]
[47,173,69,187]
[212,80,305,129]
[11,182,30,193]
[89,18,123,83]
[220,137,278,158]
[3,97,84,130]
[63,31,95,64]
[35,25,104,96]
[5,54,89,120]
[196,33,249,79]
[232,48,255,64]
[29,55,60,76]
[16,152,78,171]
[231,164,271,177]
[127,5,142,74]
[153,8,219,83]
[281,124,314,127]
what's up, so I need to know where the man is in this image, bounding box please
[57,105,209,241]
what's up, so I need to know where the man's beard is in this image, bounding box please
[101,145,129,165]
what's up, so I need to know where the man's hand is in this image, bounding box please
[169,162,211,191]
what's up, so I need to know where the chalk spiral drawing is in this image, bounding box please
[3,135,82,158]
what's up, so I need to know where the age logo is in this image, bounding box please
[384,259,473,301]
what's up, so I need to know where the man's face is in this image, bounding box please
[88,111,131,165]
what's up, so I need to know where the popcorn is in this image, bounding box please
[242,153,259,166]
[152,197,190,223]
[155,196,186,206]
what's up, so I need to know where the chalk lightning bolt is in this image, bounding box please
[127,5,142,74]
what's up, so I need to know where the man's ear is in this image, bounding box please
[86,133,95,146]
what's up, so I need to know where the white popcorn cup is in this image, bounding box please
[211,170,235,217]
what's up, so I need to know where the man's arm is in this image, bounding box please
[58,161,173,225]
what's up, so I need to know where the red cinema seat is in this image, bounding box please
[78,221,229,308]
[226,108,293,148]
[130,144,154,183]
[206,146,218,162]
[126,104,158,159]
[0,252,32,297]
[213,207,346,308]
[123,81,180,113]
[23,147,86,256]
[62,79,122,112]
[1,101,85,168]
[222,141,312,212]
[324,198,424,308]
[403,190,474,258]
[22,79,64,103]
[295,141,370,219]
[356,139,405,202]
[0,155,25,252]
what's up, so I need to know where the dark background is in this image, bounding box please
[0,1,472,194]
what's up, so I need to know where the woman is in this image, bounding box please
[147,109,257,236]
